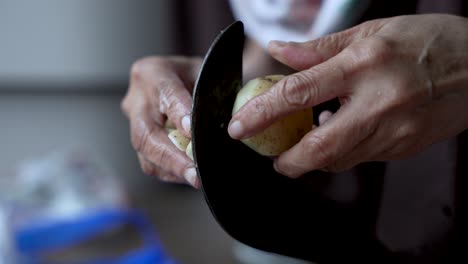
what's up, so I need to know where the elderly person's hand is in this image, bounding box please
[121,56,202,188]
[228,14,468,177]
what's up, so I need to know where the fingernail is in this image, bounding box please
[184,167,198,188]
[273,161,281,173]
[228,120,244,139]
[318,111,333,125]
[182,115,191,135]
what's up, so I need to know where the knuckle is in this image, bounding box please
[375,77,415,113]
[390,79,413,103]
[160,82,177,106]
[279,72,317,108]
[158,79,178,93]
[395,121,420,142]
[120,96,130,115]
[141,161,157,176]
[252,95,274,122]
[313,33,342,56]
[240,91,275,126]
[357,19,387,38]
[303,133,334,168]
[130,58,149,81]
[351,35,394,67]
[158,80,186,116]
[130,56,166,81]
[365,35,394,62]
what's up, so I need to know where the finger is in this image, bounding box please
[268,37,349,71]
[130,110,195,182]
[137,154,183,183]
[131,58,193,137]
[324,134,380,173]
[319,110,333,125]
[228,53,351,140]
[273,100,377,178]
[228,21,393,141]
[267,19,388,71]
[121,78,145,120]
[155,75,193,137]
[327,112,422,172]
[137,153,200,188]
[375,111,428,161]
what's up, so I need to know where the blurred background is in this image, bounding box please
[0,0,246,263]
[1,0,464,263]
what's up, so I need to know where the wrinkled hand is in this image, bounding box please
[121,56,202,188]
[228,14,468,177]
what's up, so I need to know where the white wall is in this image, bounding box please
[0,0,175,90]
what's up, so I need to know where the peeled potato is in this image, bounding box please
[165,120,194,161]
[232,75,313,156]
[185,141,194,161]
[168,129,191,152]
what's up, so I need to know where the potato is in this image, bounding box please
[168,129,191,152]
[185,141,194,161]
[166,119,194,161]
[232,75,313,156]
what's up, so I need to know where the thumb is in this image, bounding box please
[267,20,385,70]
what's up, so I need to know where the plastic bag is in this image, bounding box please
[0,148,177,264]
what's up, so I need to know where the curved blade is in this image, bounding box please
[191,21,389,263]
[191,20,244,191]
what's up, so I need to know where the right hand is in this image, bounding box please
[121,56,202,188]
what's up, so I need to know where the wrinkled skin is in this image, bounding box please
[123,14,468,187]
[228,14,468,178]
[121,40,291,188]
[121,56,202,188]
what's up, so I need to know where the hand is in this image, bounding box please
[121,56,202,188]
[228,14,468,177]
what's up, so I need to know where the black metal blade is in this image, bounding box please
[191,20,244,191]
[191,21,390,264]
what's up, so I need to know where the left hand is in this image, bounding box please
[228,14,468,177]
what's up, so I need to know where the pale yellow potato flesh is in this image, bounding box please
[185,141,194,161]
[167,129,191,152]
[165,119,194,161]
[232,75,313,156]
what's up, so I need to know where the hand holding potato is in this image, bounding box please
[121,56,201,188]
[120,39,295,189]
[228,14,468,177]
[165,120,194,161]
